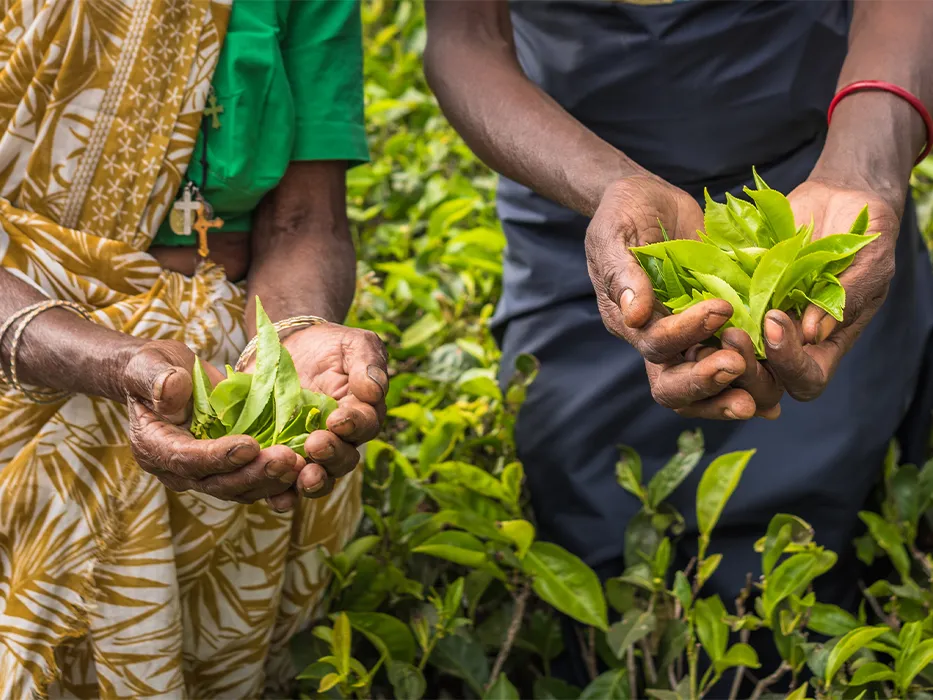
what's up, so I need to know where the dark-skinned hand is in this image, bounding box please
[125,339,304,509]
[763,179,898,401]
[585,175,783,420]
[240,323,388,509]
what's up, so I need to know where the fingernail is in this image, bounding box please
[332,416,355,433]
[278,470,299,485]
[704,312,730,332]
[367,365,389,397]
[714,369,738,385]
[302,480,325,496]
[152,369,175,402]
[815,314,835,344]
[267,499,291,513]
[619,288,635,314]
[764,318,784,348]
[724,408,737,420]
[264,459,288,478]
[227,444,254,467]
[312,443,336,461]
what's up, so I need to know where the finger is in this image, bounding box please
[123,350,193,423]
[129,398,258,479]
[327,396,381,445]
[585,199,657,330]
[344,330,389,405]
[763,311,835,401]
[196,445,301,500]
[266,489,299,513]
[675,388,758,421]
[801,240,894,345]
[304,430,361,478]
[720,328,783,412]
[297,462,335,499]
[236,452,306,504]
[649,349,745,409]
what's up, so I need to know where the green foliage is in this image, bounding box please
[289,2,933,698]
[633,172,879,357]
[190,298,336,454]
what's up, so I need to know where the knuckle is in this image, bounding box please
[649,382,675,409]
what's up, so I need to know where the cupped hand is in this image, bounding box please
[124,339,304,510]
[242,323,388,503]
[585,176,782,419]
[764,180,898,401]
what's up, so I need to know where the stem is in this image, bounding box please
[859,580,900,631]
[627,647,638,699]
[688,643,699,700]
[487,583,531,690]
[728,574,753,700]
[640,639,658,685]
[588,627,598,681]
[698,666,714,698]
[669,662,679,690]
[910,543,933,580]
[418,634,439,672]
[576,626,599,682]
[749,662,790,700]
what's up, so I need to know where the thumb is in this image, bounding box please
[123,346,194,423]
[585,208,655,331]
[344,330,389,406]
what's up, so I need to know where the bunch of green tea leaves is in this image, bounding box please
[632,169,879,357]
[189,298,337,457]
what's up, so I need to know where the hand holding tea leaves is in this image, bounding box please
[125,339,303,508]
[585,175,783,421]
[763,179,897,400]
[631,170,884,406]
[191,298,388,505]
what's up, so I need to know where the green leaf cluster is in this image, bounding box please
[189,298,337,456]
[632,169,879,357]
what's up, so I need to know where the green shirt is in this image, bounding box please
[153,0,368,246]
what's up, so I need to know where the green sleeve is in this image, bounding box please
[283,0,369,165]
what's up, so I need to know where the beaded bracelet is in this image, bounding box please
[0,300,93,404]
[235,314,328,372]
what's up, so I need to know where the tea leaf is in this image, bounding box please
[522,542,608,631]
[696,450,756,538]
[484,673,520,700]
[631,240,751,297]
[849,204,870,236]
[231,298,280,434]
[273,344,301,439]
[746,188,797,242]
[695,595,729,662]
[387,661,426,700]
[824,626,887,683]
[748,232,806,332]
[607,609,656,659]
[191,358,214,425]
[579,670,630,700]
[646,429,704,508]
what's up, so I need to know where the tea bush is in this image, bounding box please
[289,2,933,698]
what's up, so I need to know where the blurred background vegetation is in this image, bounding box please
[289,2,933,698]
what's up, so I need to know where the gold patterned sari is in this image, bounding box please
[0,0,361,696]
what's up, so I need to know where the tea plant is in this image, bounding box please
[286,2,933,698]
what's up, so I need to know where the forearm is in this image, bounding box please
[813,0,933,214]
[0,268,140,401]
[246,161,357,335]
[424,0,646,217]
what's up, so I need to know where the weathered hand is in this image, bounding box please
[124,340,304,509]
[764,180,898,401]
[248,323,388,502]
[585,176,782,419]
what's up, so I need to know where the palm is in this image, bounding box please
[283,330,352,398]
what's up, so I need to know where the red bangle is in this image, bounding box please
[827,80,933,166]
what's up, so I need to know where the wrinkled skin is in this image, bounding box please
[584,175,783,421]
[126,324,388,512]
[764,179,898,401]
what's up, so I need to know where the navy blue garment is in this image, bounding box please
[491,0,933,687]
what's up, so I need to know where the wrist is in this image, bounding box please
[13,309,145,402]
[814,90,924,214]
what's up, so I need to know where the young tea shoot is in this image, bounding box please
[190,298,336,456]
[632,168,878,357]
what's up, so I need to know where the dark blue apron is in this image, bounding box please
[493,0,933,685]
